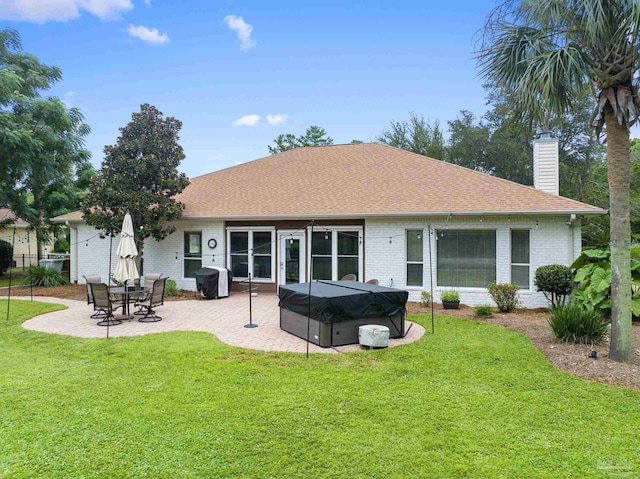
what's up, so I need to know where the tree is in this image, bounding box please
[82,104,190,260]
[376,112,447,160]
[478,0,640,362]
[268,126,333,154]
[0,28,92,258]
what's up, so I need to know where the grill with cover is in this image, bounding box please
[195,267,232,299]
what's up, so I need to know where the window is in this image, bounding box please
[511,230,530,289]
[406,230,423,287]
[184,232,202,278]
[310,228,362,280]
[437,230,496,287]
[227,229,275,281]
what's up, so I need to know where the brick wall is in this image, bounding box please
[74,220,224,291]
[364,215,581,308]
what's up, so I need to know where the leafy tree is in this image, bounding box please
[0,28,91,258]
[376,112,447,160]
[268,126,333,154]
[478,0,640,362]
[82,104,190,259]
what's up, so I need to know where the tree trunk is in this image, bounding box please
[605,109,634,362]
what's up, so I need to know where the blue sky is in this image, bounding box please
[2,0,498,177]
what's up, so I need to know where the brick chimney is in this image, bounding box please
[533,131,559,195]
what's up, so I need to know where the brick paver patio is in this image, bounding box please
[22,294,425,354]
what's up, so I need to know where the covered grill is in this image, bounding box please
[278,280,408,347]
[195,267,232,299]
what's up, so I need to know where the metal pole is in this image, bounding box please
[428,225,435,334]
[107,234,113,339]
[6,227,16,322]
[306,221,314,358]
[244,272,257,328]
[27,230,33,301]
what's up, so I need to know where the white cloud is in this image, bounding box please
[233,114,260,127]
[224,15,256,51]
[266,114,288,126]
[0,0,133,22]
[62,91,75,107]
[127,24,170,44]
[144,0,150,4]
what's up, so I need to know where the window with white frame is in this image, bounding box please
[406,230,423,287]
[437,230,496,287]
[511,229,530,289]
[227,229,275,281]
[310,228,362,280]
[184,231,202,278]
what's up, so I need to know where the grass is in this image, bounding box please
[0,270,26,287]
[1,299,640,478]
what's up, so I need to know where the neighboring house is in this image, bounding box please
[0,208,46,268]
[55,140,604,307]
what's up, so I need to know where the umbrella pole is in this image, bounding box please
[6,227,16,322]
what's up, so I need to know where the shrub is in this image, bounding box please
[420,291,431,307]
[488,282,520,312]
[164,279,178,296]
[473,304,493,318]
[0,239,12,274]
[571,245,640,318]
[547,303,609,344]
[440,290,459,303]
[25,265,68,287]
[534,264,574,308]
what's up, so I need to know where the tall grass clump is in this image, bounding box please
[547,303,609,344]
[25,265,68,287]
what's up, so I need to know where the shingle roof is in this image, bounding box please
[55,143,604,221]
[0,208,28,226]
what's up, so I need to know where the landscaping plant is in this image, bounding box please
[0,239,12,274]
[547,302,609,344]
[420,291,431,308]
[164,279,178,296]
[487,282,520,312]
[535,264,574,308]
[571,245,640,318]
[25,265,68,287]
[473,304,493,318]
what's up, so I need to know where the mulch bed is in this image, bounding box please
[3,284,639,390]
[409,302,640,390]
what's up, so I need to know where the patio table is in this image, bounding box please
[109,287,149,320]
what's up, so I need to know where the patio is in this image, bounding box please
[22,294,425,353]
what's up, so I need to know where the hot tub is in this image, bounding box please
[278,280,408,347]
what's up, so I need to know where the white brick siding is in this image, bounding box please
[71,215,582,309]
[73,220,224,291]
[364,215,581,308]
[142,220,224,290]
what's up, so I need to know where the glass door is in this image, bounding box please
[278,231,306,285]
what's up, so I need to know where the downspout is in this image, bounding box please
[67,221,79,283]
[567,214,576,264]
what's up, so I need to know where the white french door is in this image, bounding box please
[278,231,306,286]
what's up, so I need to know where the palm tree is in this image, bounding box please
[478,0,639,362]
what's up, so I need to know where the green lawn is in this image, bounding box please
[1,299,639,478]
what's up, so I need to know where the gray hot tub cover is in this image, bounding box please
[278,280,408,324]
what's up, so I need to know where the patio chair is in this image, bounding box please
[366,279,379,285]
[134,273,163,315]
[89,282,121,326]
[137,277,167,323]
[341,274,357,281]
[84,275,104,318]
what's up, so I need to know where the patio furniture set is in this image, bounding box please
[84,273,168,327]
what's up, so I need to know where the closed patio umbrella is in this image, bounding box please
[113,213,139,284]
